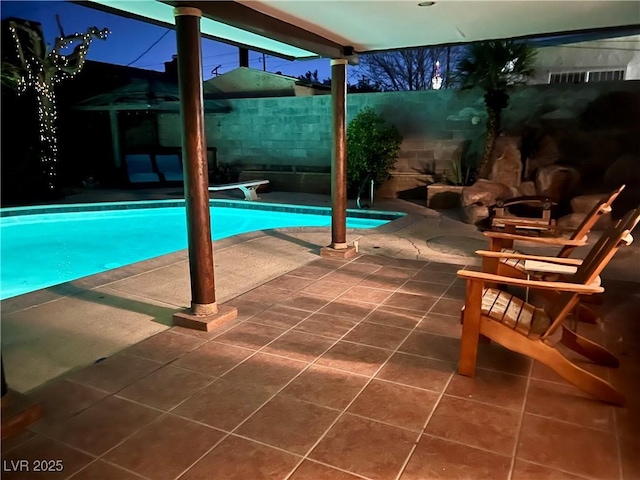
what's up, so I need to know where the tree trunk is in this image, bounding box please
[37,87,59,191]
[478,107,498,179]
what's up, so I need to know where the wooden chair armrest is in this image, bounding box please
[483,231,588,246]
[497,196,557,208]
[456,269,604,294]
[474,250,584,266]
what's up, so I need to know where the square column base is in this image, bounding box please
[320,245,358,259]
[1,390,43,440]
[173,305,238,332]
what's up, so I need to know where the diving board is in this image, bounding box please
[208,180,269,201]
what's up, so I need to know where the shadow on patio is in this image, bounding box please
[2,254,638,480]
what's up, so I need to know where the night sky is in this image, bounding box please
[0,0,332,80]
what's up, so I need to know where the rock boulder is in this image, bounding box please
[535,164,580,202]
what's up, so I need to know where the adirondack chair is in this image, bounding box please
[457,207,640,406]
[481,186,626,323]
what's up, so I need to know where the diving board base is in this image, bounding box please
[320,245,358,259]
[173,305,238,332]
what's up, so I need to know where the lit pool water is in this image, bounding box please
[0,200,402,300]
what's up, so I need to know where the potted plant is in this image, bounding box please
[346,107,403,196]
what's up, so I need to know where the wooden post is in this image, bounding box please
[172,6,237,331]
[321,58,356,259]
[109,109,121,169]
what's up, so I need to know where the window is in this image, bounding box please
[549,69,625,84]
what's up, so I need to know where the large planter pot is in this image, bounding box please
[427,184,464,209]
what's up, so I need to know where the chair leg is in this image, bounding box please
[561,326,619,368]
[481,321,624,405]
[458,281,483,377]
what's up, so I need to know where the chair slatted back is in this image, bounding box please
[543,206,640,339]
[559,185,626,257]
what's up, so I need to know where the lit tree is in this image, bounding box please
[7,18,109,191]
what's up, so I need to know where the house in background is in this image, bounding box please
[204,66,331,99]
[530,34,640,84]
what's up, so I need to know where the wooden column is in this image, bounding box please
[172,6,236,331]
[109,109,121,169]
[321,58,356,259]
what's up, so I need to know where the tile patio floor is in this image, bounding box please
[2,254,639,480]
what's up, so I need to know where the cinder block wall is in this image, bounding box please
[156,81,640,197]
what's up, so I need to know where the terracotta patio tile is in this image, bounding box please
[415,312,462,338]
[263,274,315,292]
[615,404,640,439]
[424,262,465,274]
[364,306,424,329]
[383,292,437,312]
[443,285,468,300]
[425,395,520,456]
[236,285,293,304]
[358,274,407,290]
[348,380,439,431]
[169,317,244,339]
[322,270,369,286]
[43,396,161,456]
[309,414,415,480]
[246,304,311,329]
[68,460,145,479]
[213,322,287,350]
[293,313,358,340]
[339,285,392,305]
[280,292,333,312]
[29,380,108,434]
[302,279,353,297]
[339,262,383,275]
[117,365,214,411]
[289,461,361,480]
[318,299,376,321]
[221,353,308,392]
[236,395,339,454]
[172,378,272,431]
[429,297,465,317]
[398,331,461,363]
[263,331,335,362]
[221,299,268,320]
[511,460,592,480]
[310,258,348,269]
[373,266,419,280]
[476,342,531,377]
[352,254,392,266]
[517,413,619,479]
[124,330,206,364]
[620,434,640,480]
[1,435,93,480]
[401,435,511,480]
[376,352,455,392]
[104,414,224,480]
[385,258,427,270]
[343,322,410,350]
[525,379,615,432]
[180,435,299,480]
[446,369,528,411]
[67,353,162,394]
[0,430,35,455]
[280,364,368,410]
[399,280,449,297]
[288,264,335,280]
[317,342,392,376]
[172,341,255,377]
[412,269,458,285]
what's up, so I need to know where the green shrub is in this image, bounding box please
[346,107,403,193]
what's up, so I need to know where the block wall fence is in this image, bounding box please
[156,80,640,197]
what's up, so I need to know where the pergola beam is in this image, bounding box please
[163,0,349,60]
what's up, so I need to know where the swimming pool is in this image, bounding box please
[0,199,403,300]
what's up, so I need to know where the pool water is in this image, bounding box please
[0,201,400,300]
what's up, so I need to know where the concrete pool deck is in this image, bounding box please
[1,189,639,393]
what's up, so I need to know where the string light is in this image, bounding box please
[8,21,109,190]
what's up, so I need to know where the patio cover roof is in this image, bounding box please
[81,0,640,60]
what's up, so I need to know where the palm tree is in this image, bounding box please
[454,40,536,178]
